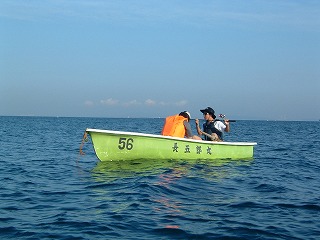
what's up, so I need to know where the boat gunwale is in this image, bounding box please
[86,128,257,146]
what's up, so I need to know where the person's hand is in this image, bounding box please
[195,118,199,125]
[224,119,230,125]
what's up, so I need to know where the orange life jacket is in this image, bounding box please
[161,115,188,138]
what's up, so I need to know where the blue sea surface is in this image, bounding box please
[0,116,319,240]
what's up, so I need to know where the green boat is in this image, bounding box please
[84,128,257,161]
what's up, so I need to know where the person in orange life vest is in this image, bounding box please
[162,111,202,140]
[195,107,230,141]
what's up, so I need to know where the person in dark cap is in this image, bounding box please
[195,107,230,141]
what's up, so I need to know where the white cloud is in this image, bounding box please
[145,99,156,106]
[175,100,188,106]
[1,0,319,29]
[95,98,188,108]
[100,98,119,106]
[123,100,141,107]
[84,100,94,107]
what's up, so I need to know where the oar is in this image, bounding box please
[219,114,236,122]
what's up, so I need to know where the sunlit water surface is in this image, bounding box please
[1,117,319,239]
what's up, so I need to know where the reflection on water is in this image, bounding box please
[89,158,253,230]
[91,158,253,182]
[91,159,177,181]
[2,117,319,239]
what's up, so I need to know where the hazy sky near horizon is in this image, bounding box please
[1,0,319,120]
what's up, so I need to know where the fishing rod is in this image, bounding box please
[218,114,236,122]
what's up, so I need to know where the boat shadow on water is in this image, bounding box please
[90,158,254,182]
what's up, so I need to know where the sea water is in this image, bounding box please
[0,116,319,240]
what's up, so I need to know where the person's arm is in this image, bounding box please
[183,121,193,138]
[224,120,230,132]
[195,119,202,136]
[185,120,202,140]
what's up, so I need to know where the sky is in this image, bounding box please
[1,0,319,120]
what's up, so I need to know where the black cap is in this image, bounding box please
[179,111,191,121]
[200,107,216,118]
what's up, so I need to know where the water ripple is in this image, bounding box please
[1,117,320,239]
